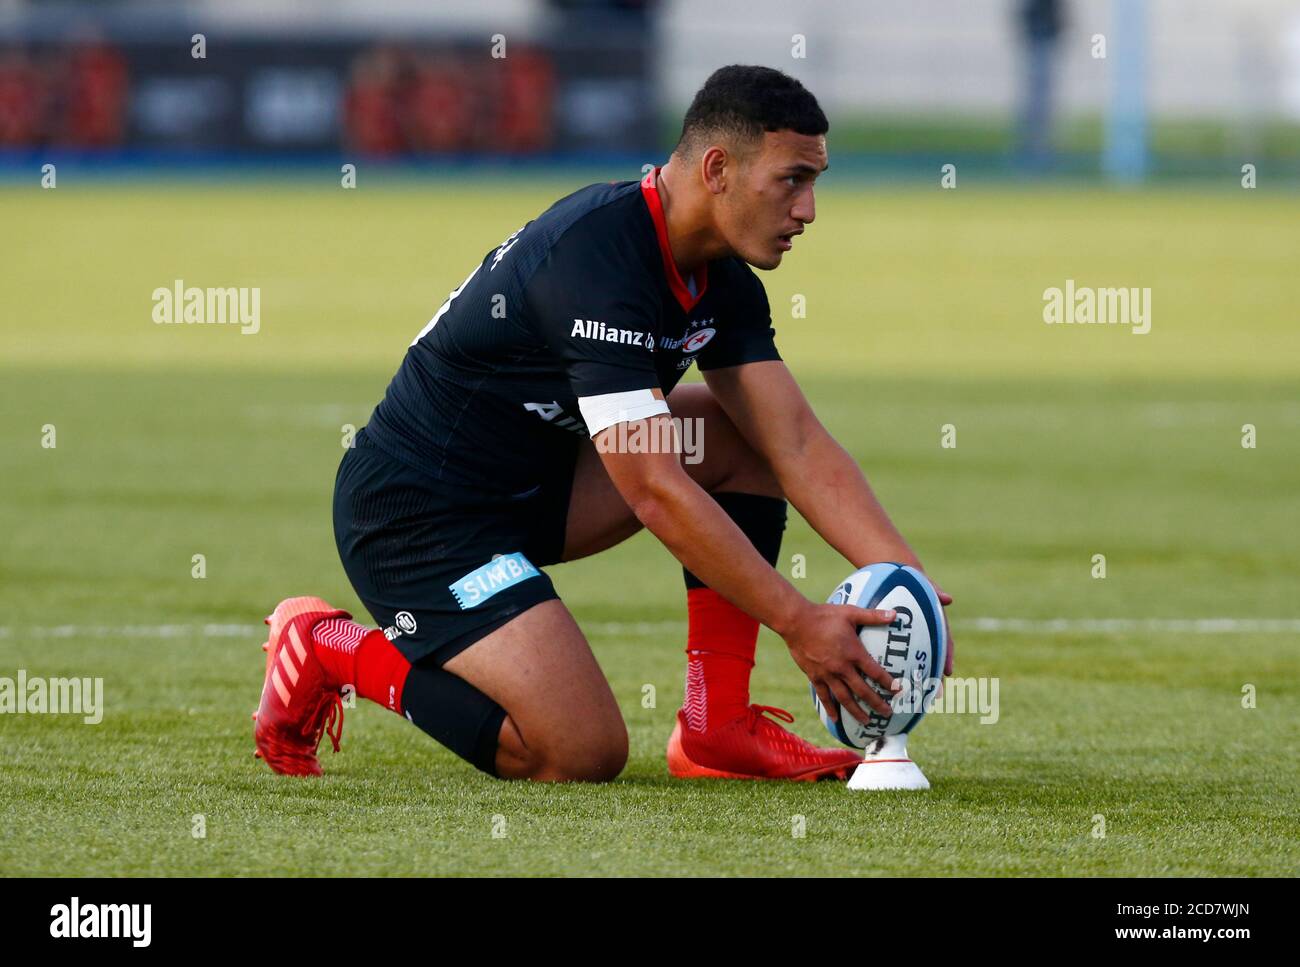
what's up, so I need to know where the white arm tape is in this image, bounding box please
[578,389,670,437]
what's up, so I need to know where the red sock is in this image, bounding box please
[682,588,757,731]
[312,619,410,714]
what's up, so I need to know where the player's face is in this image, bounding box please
[723,130,827,270]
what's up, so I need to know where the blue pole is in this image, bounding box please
[1103,0,1149,183]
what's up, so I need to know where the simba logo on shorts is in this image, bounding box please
[449,552,540,609]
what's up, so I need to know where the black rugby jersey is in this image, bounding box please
[364,167,781,495]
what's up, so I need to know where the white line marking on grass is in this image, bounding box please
[961,617,1300,634]
[0,624,252,640]
[1141,402,1300,428]
[243,404,363,427]
[0,618,1297,641]
[599,619,1300,635]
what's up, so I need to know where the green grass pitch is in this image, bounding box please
[1,176,1297,876]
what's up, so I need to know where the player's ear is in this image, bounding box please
[701,146,728,195]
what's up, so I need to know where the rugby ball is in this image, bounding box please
[812,563,947,749]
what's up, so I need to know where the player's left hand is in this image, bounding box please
[934,587,954,676]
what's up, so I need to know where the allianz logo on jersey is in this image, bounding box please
[571,319,654,351]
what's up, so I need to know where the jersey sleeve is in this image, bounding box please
[695,262,782,371]
[525,223,669,436]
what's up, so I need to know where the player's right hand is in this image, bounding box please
[779,603,899,725]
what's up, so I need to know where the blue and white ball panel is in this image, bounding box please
[812,563,947,749]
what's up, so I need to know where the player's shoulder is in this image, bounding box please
[533,179,646,249]
[486,178,654,303]
[520,179,659,301]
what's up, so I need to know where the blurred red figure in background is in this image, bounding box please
[494,48,555,152]
[404,55,477,152]
[344,46,405,156]
[0,50,45,146]
[58,41,128,147]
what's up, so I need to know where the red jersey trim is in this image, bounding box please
[640,166,708,313]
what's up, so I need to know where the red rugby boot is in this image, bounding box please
[252,596,351,777]
[667,704,862,781]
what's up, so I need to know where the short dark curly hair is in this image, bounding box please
[674,65,828,160]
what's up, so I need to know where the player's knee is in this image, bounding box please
[538,721,628,782]
[545,740,627,783]
[589,724,630,779]
[497,715,627,783]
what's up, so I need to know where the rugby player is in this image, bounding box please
[253,65,954,782]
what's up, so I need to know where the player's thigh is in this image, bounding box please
[560,381,779,562]
[441,599,627,775]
